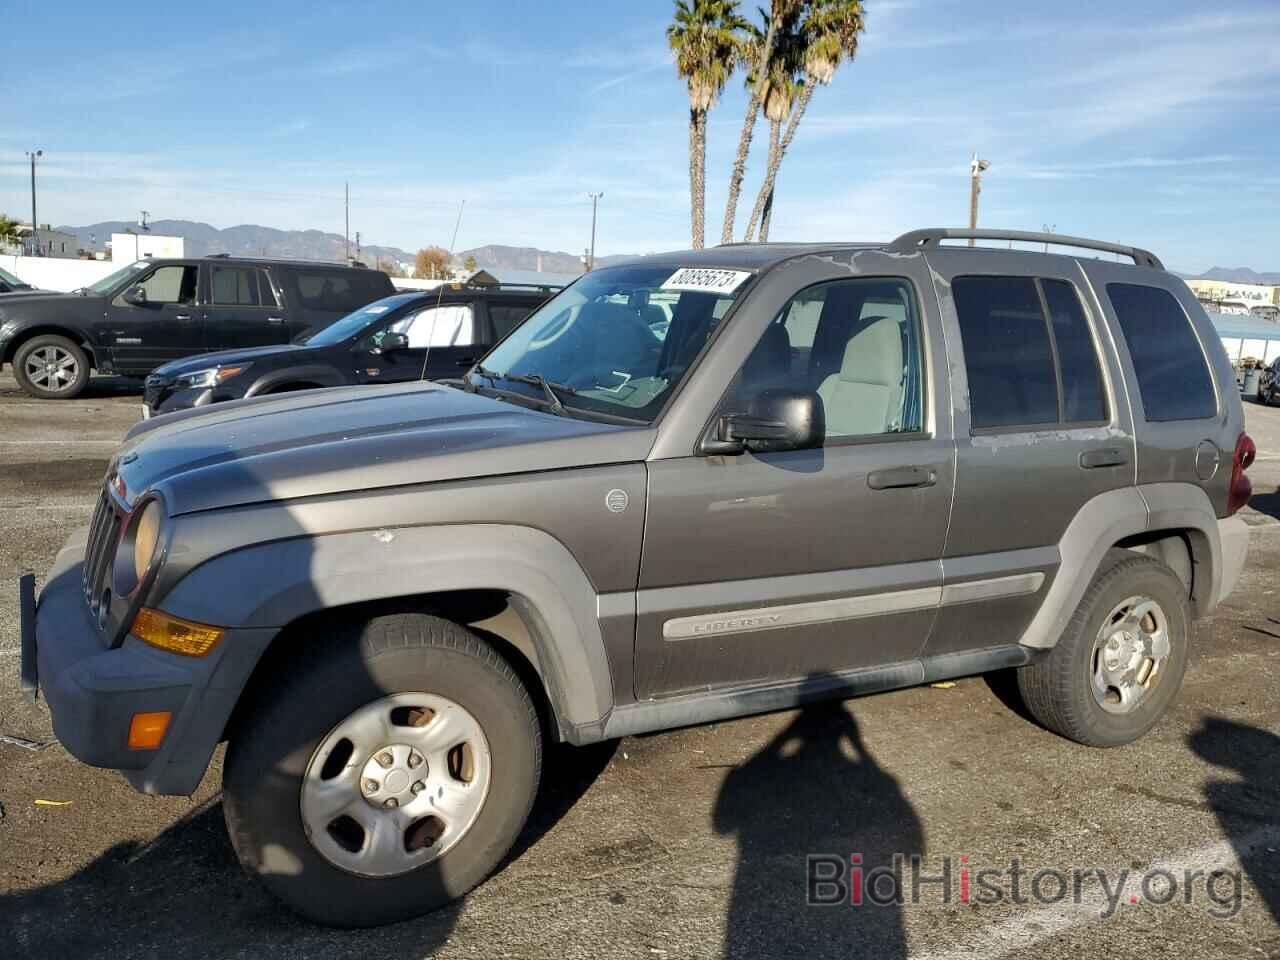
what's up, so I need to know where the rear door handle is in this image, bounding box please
[454,356,477,368]
[267,316,286,325]
[867,465,938,490]
[174,313,192,322]
[1079,447,1128,469]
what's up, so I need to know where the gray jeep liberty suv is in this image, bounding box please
[19,227,1255,927]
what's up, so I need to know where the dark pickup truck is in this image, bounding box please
[0,255,394,398]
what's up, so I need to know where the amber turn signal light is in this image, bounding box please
[131,608,225,657]
[127,711,172,750]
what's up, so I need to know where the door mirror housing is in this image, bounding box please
[123,284,148,306]
[702,388,825,455]
[371,331,410,355]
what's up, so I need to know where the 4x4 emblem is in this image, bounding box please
[605,489,629,513]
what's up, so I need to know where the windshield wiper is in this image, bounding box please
[467,366,575,415]
[502,372,576,416]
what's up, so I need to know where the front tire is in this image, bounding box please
[1017,550,1189,747]
[13,334,90,399]
[223,613,542,927]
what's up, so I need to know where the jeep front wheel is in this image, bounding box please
[223,613,542,927]
[1017,551,1190,747]
[13,334,90,399]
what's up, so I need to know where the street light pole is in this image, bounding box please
[27,150,42,256]
[968,153,990,247]
[587,192,603,271]
[344,182,350,262]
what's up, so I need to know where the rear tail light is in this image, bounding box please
[1227,432,1256,516]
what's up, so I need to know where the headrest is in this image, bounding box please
[837,317,901,386]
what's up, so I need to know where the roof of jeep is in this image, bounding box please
[603,229,1166,274]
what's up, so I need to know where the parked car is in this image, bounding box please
[1259,357,1280,405]
[141,283,558,417]
[0,256,395,399]
[0,264,36,293]
[21,228,1253,927]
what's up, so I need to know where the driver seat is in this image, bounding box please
[816,317,903,436]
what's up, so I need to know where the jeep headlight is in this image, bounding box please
[176,364,249,389]
[132,499,164,582]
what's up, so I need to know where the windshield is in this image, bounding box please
[473,263,751,422]
[84,260,151,295]
[303,293,422,346]
[0,266,29,287]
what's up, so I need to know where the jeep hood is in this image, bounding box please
[117,381,654,515]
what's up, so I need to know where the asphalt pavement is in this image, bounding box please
[1,372,1278,959]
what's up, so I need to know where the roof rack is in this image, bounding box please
[887,228,1164,270]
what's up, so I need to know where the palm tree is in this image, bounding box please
[719,2,799,245]
[744,0,865,241]
[669,0,744,249]
[742,36,803,242]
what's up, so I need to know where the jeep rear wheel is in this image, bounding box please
[223,612,542,927]
[1017,550,1190,747]
[13,334,90,399]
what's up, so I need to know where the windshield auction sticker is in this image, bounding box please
[661,268,752,294]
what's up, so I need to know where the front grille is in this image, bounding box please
[82,489,123,635]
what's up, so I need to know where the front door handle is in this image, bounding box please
[454,356,477,368]
[267,316,286,325]
[174,313,192,322]
[1080,447,1128,469]
[867,465,938,490]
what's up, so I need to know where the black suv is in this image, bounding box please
[0,256,395,399]
[142,283,559,416]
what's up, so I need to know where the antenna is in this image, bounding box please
[420,200,467,382]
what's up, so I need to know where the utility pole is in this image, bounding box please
[587,192,603,270]
[355,231,361,261]
[1041,223,1056,253]
[26,150,42,256]
[968,153,990,246]
[344,182,350,262]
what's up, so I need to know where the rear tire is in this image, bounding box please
[1017,550,1189,747]
[13,334,90,399]
[223,613,542,927]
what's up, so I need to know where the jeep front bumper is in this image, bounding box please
[19,527,275,795]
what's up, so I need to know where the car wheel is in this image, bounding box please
[1016,550,1189,747]
[13,334,90,399]
[223,612,542,927]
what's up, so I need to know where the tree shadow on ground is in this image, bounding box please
[713,692,921,959]
[0,739,615,960]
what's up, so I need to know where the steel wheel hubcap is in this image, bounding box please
[1090,595,1170,714]
[25,346,78,391]
[300,692,492,877]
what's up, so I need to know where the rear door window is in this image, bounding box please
[210,266,270,306]
[1041,279,1107,423]
[952,276,1058,429]
[953,276,1109,430]
[1106,283,1216,421]
[488,302,539,340]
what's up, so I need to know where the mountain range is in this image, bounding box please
[54,220,626,275]
[51,220,1277,282]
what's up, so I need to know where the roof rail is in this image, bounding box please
[887,228,1164,270]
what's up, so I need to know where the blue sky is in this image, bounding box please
[2,0,1278,272]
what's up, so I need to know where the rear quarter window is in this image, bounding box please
[1106,283,1216,421]
[288,270,390,313]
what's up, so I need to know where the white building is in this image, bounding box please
[108,232,185,261]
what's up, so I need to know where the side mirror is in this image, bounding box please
[123,285,148,306]
[372,331,410,354]
[702,388,825,455]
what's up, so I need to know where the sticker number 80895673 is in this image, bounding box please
[660,268,753,295]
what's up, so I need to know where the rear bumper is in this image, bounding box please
[1215,514,1250,608]
[21,528,275,795]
